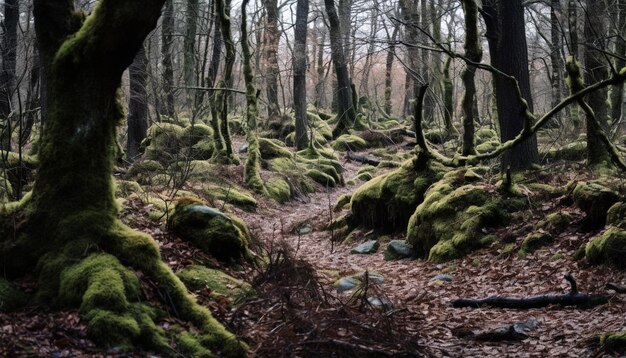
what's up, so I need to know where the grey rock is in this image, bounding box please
[351,240,380,254]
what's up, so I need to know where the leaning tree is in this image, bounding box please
[0,0,246,355]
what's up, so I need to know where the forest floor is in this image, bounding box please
[1,136,625,357]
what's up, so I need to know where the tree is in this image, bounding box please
[325,0,356,138]
[127,45,149,162]
[0,1,246,354]
[263,0,281,118]
[161,0,176,118]
[482,0,540,170]
[460,0,482,155]
[0,0,19,150]
[293,0,310,149]
[610,0,626,124]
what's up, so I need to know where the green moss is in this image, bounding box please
[475,140,500,154]
[519,232,554,255]
[407,169,517,262]
[331,134,368,151]
[306,169,336,187]
[350,156,447,233]
[265,177,291,203]
[144,122,186,163]
[181,124,214,147]
[536,211,573,233]
[543,140,586,161]
[114,180,143,198]
[354,172,373,182]
[550,253,565,261]
[0,278,28,312]
[0,172,13,202]
[424,128,449,144]
[169,198,252,263]
[607,202,626,229]
[205,183,257,210]
[126,160,164,185]
[191,139,215,160]
[333,194,352,212]
[601,331,626,352]
[177,265,254,304]
[573,181,620,229]
[586,226,626,268]
[177,332,214,358]
[258,138,293,159]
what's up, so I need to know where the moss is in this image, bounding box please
[0,172,14,202]
[114,180,143,198]
[407,169,518,262]
[543,140,586,161]
[354,172,373,182]
[144,122,186,163]
[181,124,213,147]
[126,160,164,185]
[258,137,293,159]
[586,226,626,268]
[536,212,574,233]
[519,232,554,255]
[331,134,368,151]
[350,156,447,233]
[265,177,291,203]
[177,265,254,304]
[424,128,449,144]
[601,331,626,352]
[550,252,565,261]
[475,140,500,154]
[0,277,28,312]
[607,202,626,229]
[573,181,620,229]
[306,169,337,187]
[169,198,252,263]
[333,194,352,212]
[177,332,214,358]
[205,183,257,210]
[191,139,215,160]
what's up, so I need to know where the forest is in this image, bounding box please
[0,0,625,356]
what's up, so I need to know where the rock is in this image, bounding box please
[334,277,361,292]
[351,240,379,254]
[297,224,312,235]
[355,271,384,283]
[384,240,414,260]
[176,265,254,305]
[573,181,620,229]
[367,296,393,309]
[432,274,453,282]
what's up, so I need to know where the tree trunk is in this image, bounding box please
[325,0,356,138]
[208,4,225,153]
[550,0,564,125]
[460,0,482,155]
[315,27,327,109]
[184,0,200,102]
[384,24,399,116]
[443,57,455,134]
[293,0,310,150]
[359,2,379,95]
[482,0,540,170]
[337,0,353,77]
[583,0,611,166]
[161,0,176,118]
[264,0,280,119]
[22,46,41,147]
[610,0,626,124]
[127,45,149,162]
[0,0,19,151]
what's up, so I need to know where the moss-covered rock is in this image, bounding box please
[424,128,449,144]
[475,128,498,142]
[519,232,554,255]
[407,169,523,262]
[126,160,164,185]
[350,155,447,233]
[333,194,352,212]
[169,198,252,263]
[205,183,257,210]
[0,277,28,312]
[144,123,185,163]
[358,129,406,147]
[535,211,574,233]
[601,331,626,353]
[573,181,620,229]
[543,140,586,161]
[306,169,336,187]
[331,134,368,151]
[607,202,626,229]
[258,138,293,159]
[265,177,292,203]
[115,180,143,198]
[586,226,626,268]
[177,265,254,304]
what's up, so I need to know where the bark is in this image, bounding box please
[610,0,626,124]
[241,0,266,193]
[337,0,353,76]
[442,57,455,134]
[420,0,433,123]
[208,4,225,153]
[184,0,200,100]
[22,46,41,146]
[127,45,149,162]
[161,0,176,117]
[215,0,237,163]
[399,0,419,121]
[383,24,399,116]
[325,0,356,138]
[0,0,19,150]
[460,0,482,156]
[314,27,327,109]
[482,0,540,170]
[359,2,379,95]
[264,0,280,118]
[583,0,611,165]
[293,0,310,150]
[550,0,564,125]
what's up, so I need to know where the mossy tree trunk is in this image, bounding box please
[263,0,281,119]
[6,1,247,354]
[293,0,310,150]
[325,0,356,138]
[383,24,399,117]
[208,4,225,154]
[241,0,266,194]
[161,0,176,118]
[460,0,482,156]
[213,0,238,164]
[442,57,456,135]
[314,27,327,109]
[549,0,564,126]
[610,0,626,124]
[183,0,200,91]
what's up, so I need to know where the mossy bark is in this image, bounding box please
[1,1,247,355]
[240,0,267,194]
[460,0,482,156]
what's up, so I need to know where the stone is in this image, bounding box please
[350,240,379,254]
[384,240,414,260]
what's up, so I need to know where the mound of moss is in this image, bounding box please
[350,154,447,233]
[331,134,368,152]
[424,128,449,144]
[169,198,252,263]
[258,138,293,159]
[543,140,586,161]
[607,202,626,229]
[0,172,13,202]
[177,265,254,305]
[407,168,524,262]
[586,226,626,268]
[204,183,257,210]
[535,211,574,234]
[519,232,554,255]
[573,181,620,229]
[144,122,215,163]
[601,331,626,353]
[126,160,165,185]
[358,129,406,147]
[0,277,28,312]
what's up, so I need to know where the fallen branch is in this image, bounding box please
[452,274,609,309]
[346,151,380,166]
[606,282,626,293]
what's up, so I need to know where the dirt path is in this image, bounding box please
[236,158,626,358]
